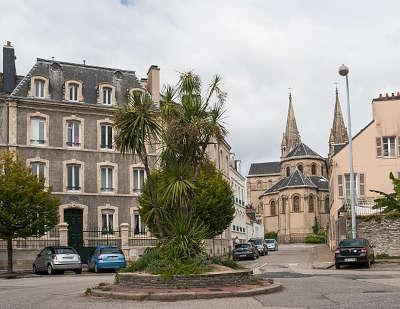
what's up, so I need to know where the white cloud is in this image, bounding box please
[1,0,400,174]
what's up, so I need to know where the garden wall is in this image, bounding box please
[357,216,400,256]
[0,249,40,271]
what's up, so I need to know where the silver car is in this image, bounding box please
[265,239,278,251]
[33,246,82,275]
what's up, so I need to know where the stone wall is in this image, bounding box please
[357,216,400,256]
[0,249,40,271]
[119,269,253,288]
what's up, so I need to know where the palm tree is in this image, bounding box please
[114,91,163,236]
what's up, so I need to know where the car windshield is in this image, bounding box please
[250,239,263,245]
[55,248,76,254]
[339,239,365,247]
[235,244,251,249]
[266,239,275,243]
[100,248,123,254]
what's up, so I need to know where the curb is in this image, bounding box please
[90,283,282,301]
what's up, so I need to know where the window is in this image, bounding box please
[30,117,46,145]
[100,124,113,149]
[66,164,80,190]
[338,175,343,197]
[286,166,290,177]
[359,173,365,196]
[270,201,276,216]
[293,196,300,213]
[30,162,45,180]
[101,166,113,192]
[68,83,79,101]
[133,213,146,235]
[325,197,330,213]
[298,164,303,173]
[101,210,114,233]
[382,137,396,157]
[66,121,81,147]
[376,137,382,157]
[281,197,286,214]
[344,173,357,197]
[308,195,314,213]
[133,168,146,192]
[311,164,316,175]
[34,79,45,98]
[102,87,112,105]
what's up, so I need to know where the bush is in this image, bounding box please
[305,232,326,244]
[264,231,278,240]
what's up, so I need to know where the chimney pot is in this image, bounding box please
[379,93,382,98]
[392,92,395,96]
[83,59,86,66]
[6,41,11,47]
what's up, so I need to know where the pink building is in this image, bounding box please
[329,92,400,248]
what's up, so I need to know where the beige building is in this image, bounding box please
[248,94,330,242]
[329,92,400,248]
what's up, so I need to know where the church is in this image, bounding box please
[247,90,348,243]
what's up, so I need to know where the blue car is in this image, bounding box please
[88,246,126,273]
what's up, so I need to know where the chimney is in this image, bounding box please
[147,65,160,104]
[3,41,16,93]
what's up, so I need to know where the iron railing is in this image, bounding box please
[0,227,60,249]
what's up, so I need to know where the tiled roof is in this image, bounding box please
[286,142,322,159]
[11,58,142,105]
[262,169,329,195]
[248,161,280,176]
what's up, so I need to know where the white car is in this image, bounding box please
[265,239,278,251]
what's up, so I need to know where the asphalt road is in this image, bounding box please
[1,244,400,308]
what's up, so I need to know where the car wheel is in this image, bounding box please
[335,263,340,269]
[47,264,54,275]
[74,269,82,274]
[32,264,38,275]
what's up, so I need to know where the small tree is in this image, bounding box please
[0,151,59,273]
[372,172,400,212]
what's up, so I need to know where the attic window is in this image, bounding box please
[102,87,112,105]
[114,71,123,79]
[34,79,45,98]
[68,83,79,101]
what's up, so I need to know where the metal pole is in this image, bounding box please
[344,74,357,239]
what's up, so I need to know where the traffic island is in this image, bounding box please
[87,268,282,301]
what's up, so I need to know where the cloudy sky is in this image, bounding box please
[1,0,399,174]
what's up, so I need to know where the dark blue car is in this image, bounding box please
[88,246,126,273]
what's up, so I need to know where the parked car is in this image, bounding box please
[248,238,268,256]
[334,238,375,269]
[265,239,278,251]
[233,243,259,260]
[33,246,82,275]
[88,246,126,273]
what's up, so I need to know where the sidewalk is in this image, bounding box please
[310,244,334,269]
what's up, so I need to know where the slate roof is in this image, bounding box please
[285,142,322,159]
[248,161,280,176]
[332,144,346,156]
[262,169,329,195]
[11,58,142,105]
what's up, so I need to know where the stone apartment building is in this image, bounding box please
[329,92,400,248]
[0,42,231,246]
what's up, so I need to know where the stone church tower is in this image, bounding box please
[281,93,301,157]
[328,88,348,159]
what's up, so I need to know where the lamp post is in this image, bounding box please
[338,64,357,239]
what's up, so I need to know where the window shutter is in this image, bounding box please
[376,137,382,157]
[338,175,343,197]
[107,126,113,148]
[359,173,365,196]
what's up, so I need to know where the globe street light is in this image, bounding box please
[338,64,357,239]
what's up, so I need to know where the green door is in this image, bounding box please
[64,209,83,249]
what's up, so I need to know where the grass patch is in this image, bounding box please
[376,253,400,259]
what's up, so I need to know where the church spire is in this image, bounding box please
[329,87,348,158]
[281,91,301,157]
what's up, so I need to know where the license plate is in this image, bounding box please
[239,254,246,257]
[344,258,356,262]
[63,256,73,259]
[108,256,117,260]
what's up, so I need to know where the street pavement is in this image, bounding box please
[1,244,400,308]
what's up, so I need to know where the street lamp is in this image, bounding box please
[338,64,357,239]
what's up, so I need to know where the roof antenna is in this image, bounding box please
[83,59,86,66]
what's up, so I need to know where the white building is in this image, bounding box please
[229,154,247,242]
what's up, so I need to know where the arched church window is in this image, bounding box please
[286,166,290,177]
[311,164,316,175]
[293,195,300,213]
[270,201,276,216]
[297,164,303,173]
[281,197,286,214]
[325,197,330,213]
[308,195,314,212]
[321,166,324,176]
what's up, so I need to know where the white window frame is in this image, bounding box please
[63,115,84,149]
[382,136,396,157]
[63,159,84,193]
[132,167,146,193]
[98,204,119,234]
[97,162,118,194]
[338,175,344,197]
[359,173,366,197]
[27,157,49,187]
[64,80,83,102]
[35,79,45,98]
[97,119,114,151]
[98,84,116,106]
[27,112,49,147]
[29,76,49,98]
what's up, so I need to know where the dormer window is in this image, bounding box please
[68,83,79,101]
[35,79,45,98]
[103,87,112,105]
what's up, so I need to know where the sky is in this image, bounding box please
[1,0,400,175]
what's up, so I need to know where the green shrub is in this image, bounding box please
[220,259,241,270]
[305,232,326,244]
[264,231,278,240]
